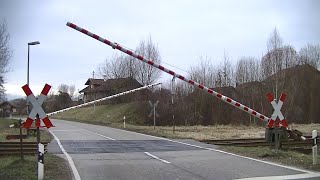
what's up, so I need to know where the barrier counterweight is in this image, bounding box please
[66,22,271,123]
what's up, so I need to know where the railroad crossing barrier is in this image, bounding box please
[66,22,272,124]
[47,83,161,116]
[66,22,303,148]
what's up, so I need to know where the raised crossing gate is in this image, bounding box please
[47,83,161,116]
[66,22,272,123]
[66,22,296,147]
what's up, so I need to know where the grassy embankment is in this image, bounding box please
[52,102,320,171]
[0,119,71,179]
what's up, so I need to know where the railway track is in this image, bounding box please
[0,141,50,155]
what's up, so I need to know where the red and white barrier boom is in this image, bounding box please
[22,84,54,128]
[66,22,272,124]
[47,82,161,116]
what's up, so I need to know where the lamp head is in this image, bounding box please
[28,41,40,45]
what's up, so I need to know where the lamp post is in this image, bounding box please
[27,41,40,86]
[27,41,40,114]
[27,41,40,178]
[27,41,40,138]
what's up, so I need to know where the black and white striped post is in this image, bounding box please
[312,130,318,165]
[38,143,44,180]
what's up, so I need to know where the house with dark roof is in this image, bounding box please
[0,101,17,117]
[79,77,144,103]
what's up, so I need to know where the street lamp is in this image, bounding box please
[27,41,40,86]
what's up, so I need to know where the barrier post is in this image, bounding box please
[312,130,318,165]
[38,143,44,180]
[123,116,126,129]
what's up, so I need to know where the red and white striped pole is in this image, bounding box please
[66,22,272,124]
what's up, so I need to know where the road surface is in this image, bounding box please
[47,119,320,180]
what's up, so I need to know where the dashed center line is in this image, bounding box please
[144,152,171,164]
[86,130,116,140]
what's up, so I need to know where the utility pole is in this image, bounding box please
[171,76,176,133]
[93,71,96,111]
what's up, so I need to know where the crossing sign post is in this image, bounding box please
[22,83,54,180]
[148,100,159,130]
[22,84,54,128]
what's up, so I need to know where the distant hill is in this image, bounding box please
[52,64,320,126]
[205,64,320,125]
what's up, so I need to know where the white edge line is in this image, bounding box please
[86,130,116,140]
[50,130,82,132]
[235,172,320,180]
[115,128,315,174]
[49,130,82,180]
[144,152,171,164]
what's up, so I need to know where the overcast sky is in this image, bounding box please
[1,0,319,99]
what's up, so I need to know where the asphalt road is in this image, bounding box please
[47,119,320,180]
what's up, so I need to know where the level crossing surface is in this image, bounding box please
[47,119,319,180]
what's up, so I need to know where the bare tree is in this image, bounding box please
[69,84,76,98]
[58,84,69,93]
[189,56,217,88]
[98,53,130,79]
[221,52,234,87]
[282,45,298,69]
[135,36,162,85]
[298,44,320,69]
[235,56,261,85]
[0,19,12,100]
[262,28,284,98]
[262,28,283,78]
[98,36,161,85]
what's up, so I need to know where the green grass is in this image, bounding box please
[52,102,144,125]
[0,118,71,179]
[0,155,71,180]
[0,118,52,142]
[220,146,320,171]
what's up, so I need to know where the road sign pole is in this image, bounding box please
[172,76,176,133]
[153,106,156,130]
[19,119,24,160]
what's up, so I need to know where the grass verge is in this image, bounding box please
[0,119,52,142]
[0,118,71,179]
[219,146,320,171]
[0,154,71,180]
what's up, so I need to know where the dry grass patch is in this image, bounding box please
[111,123,266,140]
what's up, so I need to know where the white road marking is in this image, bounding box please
[49,130,81,180]
[86,129,115,140]
[117,128,316,174]
[50,130,82,132]
[144,152,171,164]
[235,172,320,179]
